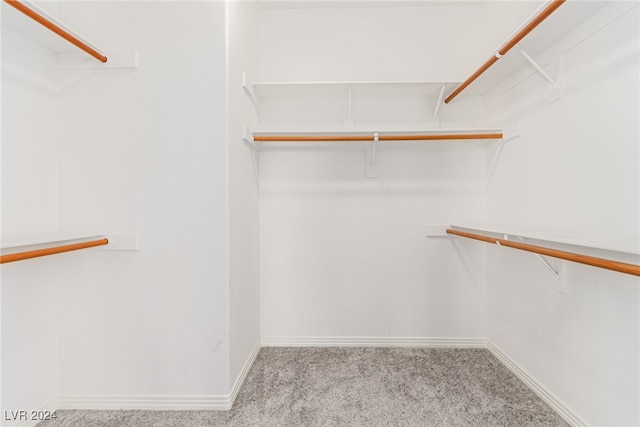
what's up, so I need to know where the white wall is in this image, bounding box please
[55,0,230,400]
[259,150,488,340]
[1,4,60,423]
[258,2,542,83]
[3,0,260,412]
[483,4,640,425]
[227,0,261,385]
[3,1,233,410]
[255,2,537,342]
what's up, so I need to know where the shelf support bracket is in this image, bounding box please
[366,132,379,179]
[500,234,560,280]
[517,45,563,103]
[242,126,260,179]
[433,84,445,121]
[242,72,259,106]
[518,46,556,86]
[514,236,560,279]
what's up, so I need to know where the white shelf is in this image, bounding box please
[2,0,138,69]
[1,233,107,254]
[458,1,614,97]
[450,224,640,257]
[252,80,456,98]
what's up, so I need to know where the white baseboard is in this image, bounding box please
[57,394,232,411]
[58,343,261,411]
[485,340,585,427]
[261,336,485,348]
[229,343,261,406]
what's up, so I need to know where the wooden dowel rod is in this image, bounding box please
[444,0,566,104]
[498,0,567,55]
[254,135,374,142]
[379,133,503,141]
[3,0,108,63]
[444,56,499,104]
[446,229,640,277]
[0,238,109,264]
[253,133,503,142]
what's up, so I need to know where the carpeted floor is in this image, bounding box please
[38,347,568,426]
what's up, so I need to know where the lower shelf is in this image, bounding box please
[448,224,640,277]
[249,128,503,150]
[0,234,109,264]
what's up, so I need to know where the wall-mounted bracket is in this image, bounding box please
[432,84,446,123]
[533,252,561,280]
[517,45,563,103]
[242,126,260,179]
[514,236,560,280]
[366,132,379,179]
[426,224,449,238]
[494,234,560,279]
[242,72,259,106]
[486,122,522,184]
[502,121,523,142]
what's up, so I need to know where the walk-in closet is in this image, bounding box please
[1,0,638,426]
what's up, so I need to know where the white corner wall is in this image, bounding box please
[7,0,232,410]
[1,4,60,422]
[55,0,230,401]
[227,0,261,387]
[3,0,260,414]
[255,3,543,344]
[483,4,640,425]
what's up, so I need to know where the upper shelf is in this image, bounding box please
[445,0,613,100]
[2,0,105,60]
[2,0,138,69]
[250,80,456,98]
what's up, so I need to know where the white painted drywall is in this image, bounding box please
[255,2,530,341]
[54,1,231,399]
[258,2,542,83]
[259,153,488,339]
[483,4,640,425]
[1,5,60,423]
[227,0,261,385]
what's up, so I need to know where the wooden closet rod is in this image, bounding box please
[444,0,566,104]
[446,229,640,277]
[253,133,503,142]
[3,0,108,63]
[0,238,109,264]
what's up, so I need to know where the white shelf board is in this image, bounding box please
[459,0,611,96]
[252,81,457,98]
[450,224,640,257]
[1,233,107,254]
[253,128,502,137]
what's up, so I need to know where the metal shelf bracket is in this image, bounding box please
[366,132,379,179]
[517,45,564,103]
[242,72,259,106]
[433,84,446,122]
[242,126,260,179]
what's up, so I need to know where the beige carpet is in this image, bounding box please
[39,347,568,426]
